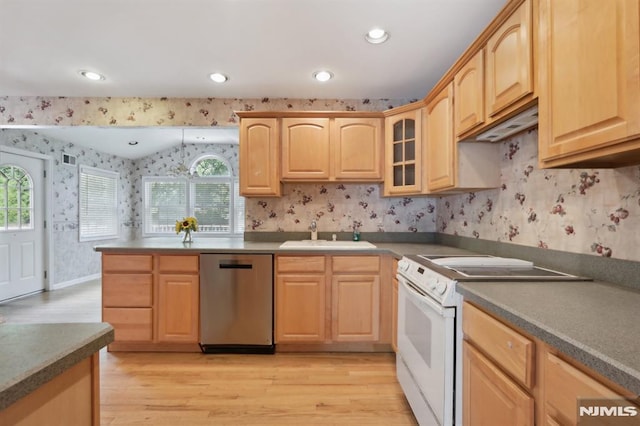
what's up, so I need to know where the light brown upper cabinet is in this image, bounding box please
[425,83,456,192]
[332,117,383,181]
[281,117,331,180]
[238,116,282,197]
[538,0,640,168]
[485,0,533,122]
[426,82,500,194]
[281,116,383,182]
[452,0,535,142]
[383,103,423,196]
[238,112,384,191]
[454,49,485,138]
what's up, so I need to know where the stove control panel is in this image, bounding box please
[397,256,457,306]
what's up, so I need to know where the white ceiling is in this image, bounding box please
[30,126,240,159]
[0,0,507,158]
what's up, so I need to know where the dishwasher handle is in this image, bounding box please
[218,261,253,269]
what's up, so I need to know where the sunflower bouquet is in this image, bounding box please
[175,216,198,242]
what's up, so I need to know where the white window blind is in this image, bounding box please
[144,179,188,234]
[193,180,231,233]
[79,165,119,241]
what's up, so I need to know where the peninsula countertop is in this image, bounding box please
[0,322,114,410]
[458,280,640,396]
[93,237,473,258]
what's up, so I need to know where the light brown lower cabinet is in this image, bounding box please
[331,274,380,342]
[275,273,326,342]
[275,254,392,350]
[463,301,639,425]
[101,252,200,351]
[544,352,638,425]
[157,273,199,343]
[102,254,154,345]
[463,341,534,426]
[0,355,100,426]
[102,307,153,342]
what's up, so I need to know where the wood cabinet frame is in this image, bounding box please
[275,254,393,351]
[237,111,384,193]
[101,252,201,352]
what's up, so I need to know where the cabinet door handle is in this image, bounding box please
[219,263,253,269]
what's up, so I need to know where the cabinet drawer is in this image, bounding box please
[103,308,152,342]
[158,255,199,273]
[463,302,534,389]
[332,256,380,273]
[276,256,326,273]
[103,274,153,307]
[102,254,153,273]
[544,352,633,425]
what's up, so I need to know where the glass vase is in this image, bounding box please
[182,229,193,243]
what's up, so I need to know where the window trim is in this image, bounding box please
[142,154,244,238]
[79,165,119,242]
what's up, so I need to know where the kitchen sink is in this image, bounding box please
[279,240,377,250]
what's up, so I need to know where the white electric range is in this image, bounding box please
[395,254,588,426]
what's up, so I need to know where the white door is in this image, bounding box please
[0,151,45,301]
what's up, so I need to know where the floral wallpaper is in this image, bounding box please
[0,96,412,127]
[436,129,640,262]
[246,184,436,233]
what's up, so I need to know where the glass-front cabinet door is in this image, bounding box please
[384,106,423,195]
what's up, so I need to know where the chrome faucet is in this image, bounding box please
[309,220,318,240]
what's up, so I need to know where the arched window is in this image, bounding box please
[142,154,245,236]
[191,155,231,177]
[0,165,33,230]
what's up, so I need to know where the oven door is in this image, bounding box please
[397,275,455,426]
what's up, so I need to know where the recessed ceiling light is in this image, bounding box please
[79,70,106,81]
[209,73,228,83]
[313,70,333,82]
[365,28,389,44]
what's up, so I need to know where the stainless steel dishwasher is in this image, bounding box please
[199,253,274,354]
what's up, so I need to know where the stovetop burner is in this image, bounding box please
[397,254,590,307]
[411,254,585,280]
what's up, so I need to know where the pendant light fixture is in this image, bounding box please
[169,129,191,177]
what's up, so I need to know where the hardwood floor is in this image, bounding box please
[0,279,101,324]
[0,281,417,425]
[101,352,416,425]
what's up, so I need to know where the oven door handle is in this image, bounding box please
[398,276,454,318]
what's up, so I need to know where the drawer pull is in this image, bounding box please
[507,341,513,349]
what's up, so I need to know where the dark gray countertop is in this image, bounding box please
[0,322,114,410]
[457,281,640,395]
[93,238,472,258]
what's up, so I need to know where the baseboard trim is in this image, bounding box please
[52,273,101,290]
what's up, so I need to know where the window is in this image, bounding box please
[0,165,33,230]
[79,165,119,241]
[143,155,245,237]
